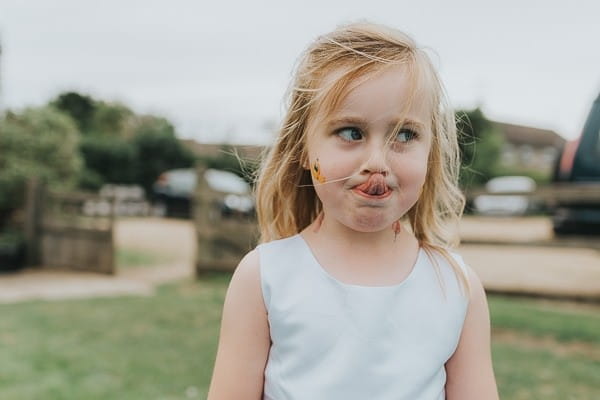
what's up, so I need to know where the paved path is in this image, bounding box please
[1,217,599,303]
[460,244,600,300]
[458,216,600,301]
[459,217,600,302]
[0,269,153,303]
[0,218,195,304]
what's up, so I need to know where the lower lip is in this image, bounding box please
[352,188,393,200]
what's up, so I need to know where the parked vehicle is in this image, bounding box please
[552,92,600,234]
[473,176,537,216]
[151,168,254,218]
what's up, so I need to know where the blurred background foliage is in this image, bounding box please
[51,92,196,193]
[456,108,504,189]
[0,106,82,214]
[0,92,196,220]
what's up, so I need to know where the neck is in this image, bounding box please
[302,213,417,255]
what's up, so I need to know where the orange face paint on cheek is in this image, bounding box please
[311,158,326,184]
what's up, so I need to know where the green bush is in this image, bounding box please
[77,168,106,192]
[456,108,504,189]
[51,91,197,193]
[0,107,82,213]
[79,135,138,185]
[0,228,27,270]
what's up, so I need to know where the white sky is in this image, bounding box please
[1,0,599,144]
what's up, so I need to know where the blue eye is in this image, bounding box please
[337,127,363,142]
[396,128,418,143]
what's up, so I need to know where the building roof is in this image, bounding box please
[493,121,566,148]
[180,139,265,162]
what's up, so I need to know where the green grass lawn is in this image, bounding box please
[0,273,230,400]
[116,248,173,269]
[488,296,600,399]
[1,273,598,399]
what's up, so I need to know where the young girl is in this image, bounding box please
[208,22,499,400]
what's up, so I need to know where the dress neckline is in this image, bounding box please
[295,234,423,290]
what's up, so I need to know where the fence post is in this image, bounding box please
[24,178,44,267]
[194,165,210,277]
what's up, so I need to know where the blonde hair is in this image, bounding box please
[255,22,468,292]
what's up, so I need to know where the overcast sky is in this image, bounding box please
[1,0,599,144]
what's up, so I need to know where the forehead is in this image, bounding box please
[312,63,435,130]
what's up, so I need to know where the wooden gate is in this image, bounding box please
[195,166,259,274]
[24,180,115,274]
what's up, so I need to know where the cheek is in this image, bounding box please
[391,151,429,184]
[310,152,357,184]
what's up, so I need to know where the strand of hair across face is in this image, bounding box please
[295,173,355,188]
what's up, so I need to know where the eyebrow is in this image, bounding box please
[326,116,427,132]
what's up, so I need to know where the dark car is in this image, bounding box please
[552,92,600,234]
[152,169,197,218]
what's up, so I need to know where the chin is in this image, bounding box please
[349,214,395,233]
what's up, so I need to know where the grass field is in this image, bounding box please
[116,248,174,269]
[1,272,598,399]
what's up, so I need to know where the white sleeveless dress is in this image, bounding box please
[257,234,469,400]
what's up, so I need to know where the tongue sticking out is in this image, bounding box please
[355,174,389,196]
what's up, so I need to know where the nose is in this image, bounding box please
[360,142,390,176]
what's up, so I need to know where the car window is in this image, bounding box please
[169,171,197,189]
[160,170,197,196]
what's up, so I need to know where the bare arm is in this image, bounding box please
[445,265,499,400]
[207,249,271,400]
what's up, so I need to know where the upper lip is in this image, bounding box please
[348,174,395,195]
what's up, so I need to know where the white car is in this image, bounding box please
[473,176,537,216]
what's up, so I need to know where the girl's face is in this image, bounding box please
[305,65,433,234]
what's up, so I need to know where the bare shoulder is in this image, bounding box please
[227,249,263,303]
[224,248,269,331]
[461,260,486,301]
[207,249,270,400]
[445,259,499,400]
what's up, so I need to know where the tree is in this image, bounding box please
[78,136,138,190]
[455,108,504,188]
[47,92,196,193]
[0,107,82,213]
[51,92,96,133]
[51,92,135,138]
[88,101,134,137]
[130,116,196,193]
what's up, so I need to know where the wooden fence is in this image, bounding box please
[24,180,115,274]
[194,166,258,275]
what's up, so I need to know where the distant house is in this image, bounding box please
[180,139,265,163]
[493,122,566,176]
